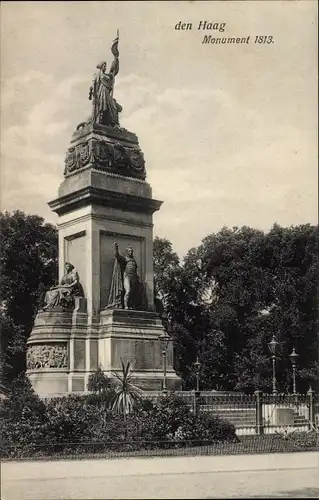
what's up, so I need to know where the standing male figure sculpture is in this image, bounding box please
[114,242,147,310]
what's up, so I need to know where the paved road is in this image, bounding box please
[2,452,319,499]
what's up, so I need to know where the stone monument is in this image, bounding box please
[26,32,181,396]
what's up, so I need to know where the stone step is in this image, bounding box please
[198,407,310,429]
[189,400,311,429]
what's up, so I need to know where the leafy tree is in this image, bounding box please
[153,236,180,307]
[253,223,318,393]
[153,225,318,393]
[153,237,196,384]
[186,224,318,392]
[0,210,58,384]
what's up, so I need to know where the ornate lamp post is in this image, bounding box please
[193,356,202,416]
[158,332,171,395]
[268,335,279,394]
[193,356,202,392]
[289,347,298,394]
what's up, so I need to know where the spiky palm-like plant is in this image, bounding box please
[111,358,143,439]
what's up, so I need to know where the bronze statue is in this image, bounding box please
[110,242,147,310]
[43,262,84,311]
[89,31,122,127]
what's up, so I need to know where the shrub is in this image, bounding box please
[139,398,154,412]
[123,393,237,445]
[83,388,116,408]
[290,431,319,450]
[174,412,238,443]
[44,391,119,444]
[87,367,112,394]
[44,395,98,443]
[147,393,192,439]
[0,374,46,420]
[0,384,237,458]
[0,374,48,457]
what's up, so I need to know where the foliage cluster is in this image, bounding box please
[0,376,237,458]
[153,224,318,393]
[0,211,58,385]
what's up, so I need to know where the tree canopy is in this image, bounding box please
[154,224,318,393]
[0,211,58,385]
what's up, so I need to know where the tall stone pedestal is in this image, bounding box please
[26,122,182,396]
[99,309,180,390]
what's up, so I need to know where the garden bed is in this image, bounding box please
[1,379,318,462]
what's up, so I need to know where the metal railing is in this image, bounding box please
[144,389,319,436]
[2,432,318,461]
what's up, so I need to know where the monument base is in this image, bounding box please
[26,304,181,397]
[26,298,94,397]
[99,308,181,391]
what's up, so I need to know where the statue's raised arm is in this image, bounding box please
[109,29,120,80]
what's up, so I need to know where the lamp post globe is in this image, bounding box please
[289,347,298,365]
[268,335,279,356]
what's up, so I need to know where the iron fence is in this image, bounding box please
[2,433,318,462]
[144,389,319,436]
[198,393,257,435]
[261,393,310,434]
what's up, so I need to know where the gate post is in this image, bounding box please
[193,390,201,417]
[307,386,315,430]
[255,390,264,435]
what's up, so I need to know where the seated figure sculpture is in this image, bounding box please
[43,262,84,311]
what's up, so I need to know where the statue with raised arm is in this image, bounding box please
[43,262,84,311]
[89,30,122,127]
[113,242,147,310]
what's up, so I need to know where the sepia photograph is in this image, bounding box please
[1,1,318,498]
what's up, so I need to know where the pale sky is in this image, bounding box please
[1,0,318,257]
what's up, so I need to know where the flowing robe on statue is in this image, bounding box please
[107,253,148,310]
[91,70,120,126]
[107,258,124,309]
[44,270,83,310]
